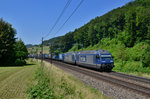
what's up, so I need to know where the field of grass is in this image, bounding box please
[0,59,109,99]
[27,60,109,99]
[0,59,38,99]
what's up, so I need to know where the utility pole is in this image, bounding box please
[81,44,83,51]
[36,48,38,59]
[48,43,53,66]
[41,37,44,63]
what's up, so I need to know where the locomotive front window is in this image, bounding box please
[96,55,100,58]
[101,57,112,60]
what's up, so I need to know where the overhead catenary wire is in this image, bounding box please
[52,0,85,38]
[43,0,72,39]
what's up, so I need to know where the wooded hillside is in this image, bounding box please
[45,0,150,53]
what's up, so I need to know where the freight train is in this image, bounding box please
[29,50,114,71]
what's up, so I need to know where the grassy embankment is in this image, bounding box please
[0,59,38,98]
[27,60,109,99]
[69,38,150,78]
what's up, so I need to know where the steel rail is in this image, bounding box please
[110,72,150,84]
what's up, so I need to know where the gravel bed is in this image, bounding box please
[98,72,150,89]
[54,64,148,99]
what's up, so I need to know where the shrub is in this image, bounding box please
[142,45,150,67]
[27,68,55,99]
[14,59,26,66]
[127,42,147,61]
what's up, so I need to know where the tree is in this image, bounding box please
[88,24,98,46]
[124,8,137,47]
[142,45,150,67]
[14,39,28,61]
[147,25,150,43]
[0,18,16,65]
[14,39,28,66]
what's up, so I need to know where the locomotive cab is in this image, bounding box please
[96,54,114,71]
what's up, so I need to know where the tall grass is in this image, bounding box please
[27,61,109,99]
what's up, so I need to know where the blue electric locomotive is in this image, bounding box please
[76,50,114,71]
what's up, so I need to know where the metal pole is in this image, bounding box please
[82,44,83,51]
[36,48,38,59]
[41,37,43,63]
[50,44,52,66]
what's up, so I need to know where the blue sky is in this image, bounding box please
[0,0,131,44]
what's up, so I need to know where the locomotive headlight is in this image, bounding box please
[110,60,113,62]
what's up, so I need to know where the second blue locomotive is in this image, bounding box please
[63,50,114,71]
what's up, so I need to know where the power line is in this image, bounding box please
[52,0,85,38]
[44,0,72,39]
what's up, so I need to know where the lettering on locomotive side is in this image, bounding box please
[80,56,86,62]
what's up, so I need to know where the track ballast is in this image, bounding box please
[44,59,150,98]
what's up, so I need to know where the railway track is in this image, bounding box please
[110,72,150,84]
[44,59,150,97]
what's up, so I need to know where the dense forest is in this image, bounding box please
[0,19,28,66]
[46,0,150,51]
[41,0,150,73]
